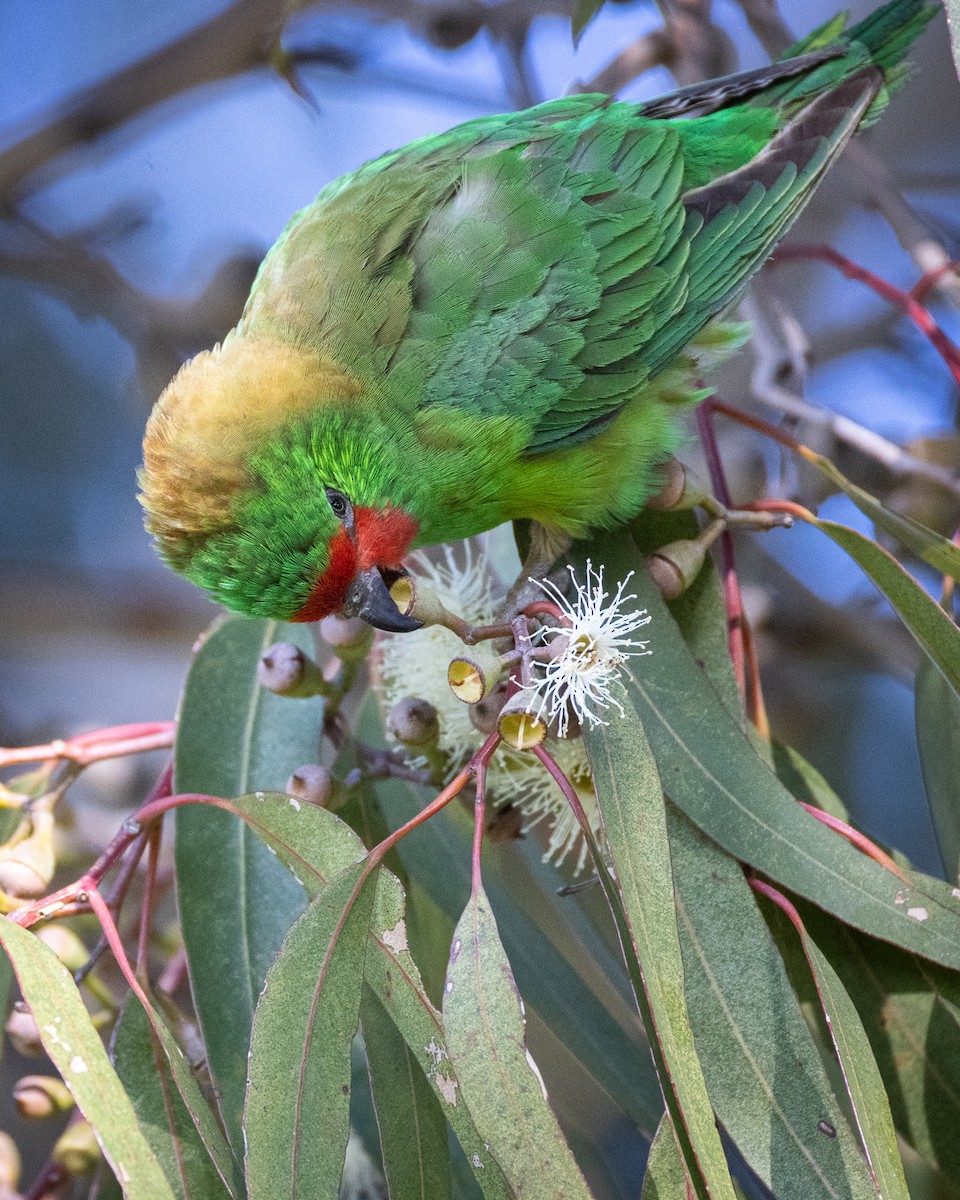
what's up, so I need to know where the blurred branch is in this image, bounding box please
[575,0,734,94]
[0,0,287,202]
[742,278,960,501]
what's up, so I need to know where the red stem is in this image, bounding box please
[696,398,752,709]
[772,244,960,388]
[798,802,909,881]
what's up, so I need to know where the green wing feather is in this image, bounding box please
[241,0,935,457]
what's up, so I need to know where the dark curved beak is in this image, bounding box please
[341,566,422,633]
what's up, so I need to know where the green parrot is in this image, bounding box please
[141,0,934,631]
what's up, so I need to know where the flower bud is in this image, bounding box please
[52,1120,101,1176]
[0,1131,20,1191]
[285,764,341,810]
[36,925,88,974]
[497,694,547,751]
[14,1074,74,1120]
[447,648,502,705]
[257,643,329,698]
[6,1002,44,1057]
[387,698,440,748]
[318,614,372,657]
[0,812,55,898]
[646,460,711,512]
[647,538,708,600]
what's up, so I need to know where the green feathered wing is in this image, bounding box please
[242,0,934,462]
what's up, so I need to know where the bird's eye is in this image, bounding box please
[325,488,351,522]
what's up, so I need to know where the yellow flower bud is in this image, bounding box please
[14,1074,74,1120]
[52,1120,101,1176]
[5,1001,44,1057]
[37,925,88,973]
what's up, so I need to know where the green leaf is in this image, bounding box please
[794,907,960,1180]
[807,518,960,697]
[915,653,960,882]
[360,986,453,1200]
[244,861,378,1200]
[209,791,509,1199]
[174,616,323,1151]
[809,454,960,580]
[364,867,513,1200]
[668,809,876,1200]
[0,920,176,1200]
[579,530,960,973]
[112,999,234,1200]
[377,777,664,1141]
[571,0,605,44]
[584,704,737,1200]
[763,894,910,1200]
[443,883,595,1199]
[641,1116,690,1199]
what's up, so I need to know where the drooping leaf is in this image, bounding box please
[792,905,960,1180]
[0,920,176,1200]
[577,530,960,972]
[244,861,378,1200]
[443,883,595,1198]
[360,985,453,1200]
[915,652,960,882]
[805,517,960,698]
[112,998,234,1200]
[640,1116,690,1200]
[174,616,322,1151]
[584,702,737,1200]
[758,889,910,1200]
[668,809,876,1200]
[808,453,960,581]
[571,0,605,44]
[377,775,664,1142]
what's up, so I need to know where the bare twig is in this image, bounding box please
[741,283,960,501]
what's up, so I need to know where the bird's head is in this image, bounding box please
[139,335,421,631]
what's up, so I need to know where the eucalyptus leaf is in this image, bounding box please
[0,920,175,1200]
[112,998,234,1200]
[762,895,910,1200]
[571,0,604,44]
[443,883,594,1199]
[244,861,378,1200]
[174,616,322,1151]
[577,530,960,972]
[808,517,960,697]
[668,809,876,1200]
[640,1116,690,1200]
[794,906,960,1180]
[361,986,453,1200]
[809,453,960,580]
[915,653,960,882]
[584,704,734,1200]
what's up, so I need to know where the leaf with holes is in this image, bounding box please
[443,884,595,1198]
[244,861,377,1200]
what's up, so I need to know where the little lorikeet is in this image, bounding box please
[141,0,935,630]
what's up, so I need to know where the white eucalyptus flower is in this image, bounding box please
[528,561,652,738]
[375,539,603,871]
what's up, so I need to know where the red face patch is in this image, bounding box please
[354,506,419,572]
[290,526,356,623]
[290,505,419,623]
